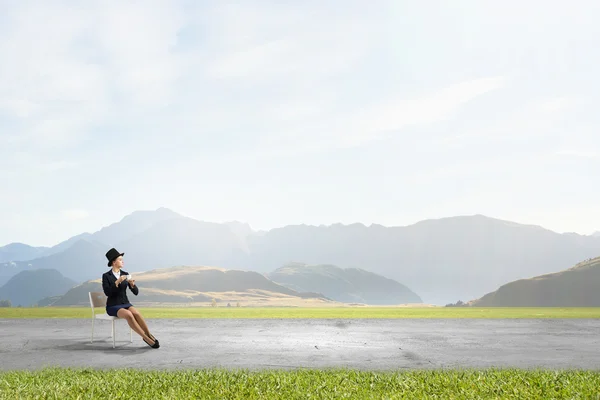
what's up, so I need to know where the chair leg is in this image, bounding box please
[91,317,94,343]
[130,327,133,343]
[112,320,115,348]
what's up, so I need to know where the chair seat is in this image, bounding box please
[95,314,118,321]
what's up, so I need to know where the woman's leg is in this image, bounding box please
[117,308,154,344]
[127,306,153,337]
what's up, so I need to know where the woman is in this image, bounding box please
[102,247,159,349]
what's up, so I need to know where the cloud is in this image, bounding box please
[0,1,390,165]
[0,151,78,181]
[531,97,578,114]
[61,209,89,221]
[395,91,589,188]
[0,0,186,154]
[428,92,583,153]
[3,2,509,165]
[206,23,374,81]
[0,4,104,145]
[249,76,507,158]
[203,2,381,81]
[92,1,187,107]
[554,150,598,159]
[345,76,507,137]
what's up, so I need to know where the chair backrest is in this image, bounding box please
[89,292,107,308]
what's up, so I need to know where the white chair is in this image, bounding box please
[89,291,132,348]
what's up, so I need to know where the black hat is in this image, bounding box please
[105,248,124,267]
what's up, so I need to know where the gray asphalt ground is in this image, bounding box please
[1,318,599,371]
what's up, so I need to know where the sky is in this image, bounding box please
[1,0,599,247]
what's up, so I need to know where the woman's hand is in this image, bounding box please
[128,279,136,287]
[116,275,127,286]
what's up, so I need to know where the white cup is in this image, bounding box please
[126,274,132,281]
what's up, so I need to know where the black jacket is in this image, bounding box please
[102,269,139,307]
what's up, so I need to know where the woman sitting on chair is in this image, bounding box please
[102,248,159,349]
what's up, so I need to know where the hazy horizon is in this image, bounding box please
[1,1,599,246]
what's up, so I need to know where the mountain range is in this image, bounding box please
[1,207,599,305]
[4,262,425,307]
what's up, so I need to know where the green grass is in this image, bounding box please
[1,306,600,319]
[0,368,599,399]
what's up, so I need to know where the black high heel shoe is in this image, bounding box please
[143,337,160,349]
[147,333,159,346]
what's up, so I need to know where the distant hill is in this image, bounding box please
[0,269,76,307]
[0,243,48,263]
[0,261,21,286]
[268,262,422,305]
[593,231,600,237]
[469,257,600,306]
[42,265,330,307]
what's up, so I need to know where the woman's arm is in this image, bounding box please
[128,280,139,296]
[102,274,120,297]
